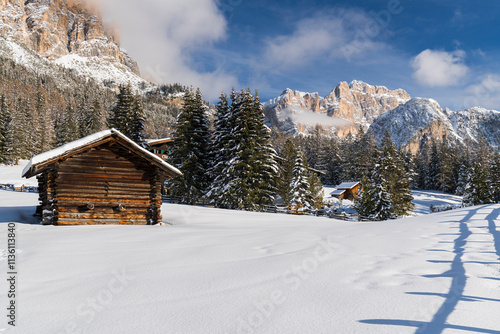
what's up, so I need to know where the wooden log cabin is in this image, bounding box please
[329,182,361,201]
[22,129,182,225]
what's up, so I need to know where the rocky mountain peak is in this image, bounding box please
[0,0,139,74]
[369,97,457,154]
[264,80,411,136]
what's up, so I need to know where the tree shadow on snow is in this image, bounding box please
[359,207,500,334]
[486,208,500,260]
[0,206,39,224]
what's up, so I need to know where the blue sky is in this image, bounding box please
[102,0,500,109]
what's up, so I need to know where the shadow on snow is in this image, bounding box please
[359,206,500,334]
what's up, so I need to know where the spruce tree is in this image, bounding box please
[6,98,29,164]
[109,84,135,137]
[414,144,430,190]
[368,163,393,220]
[167,88,212,203]
[463,162,493,206]
[56,103,80,146]
[207,93,232,206]
[81,99,107,135]
[131,96,148,147]
[35,89,54,154]
[309,170,324,210]
[289,151,313,211]
[249,92,279,208]
[354,175,374,217]
[380,132,414,217]
[489,154,500,203]
[355,132,413,220]
[322,138,342,185]
[0,95,8,162]
[210,90,278,211]
[357,127,379,178]
[277,138,299,205]
[427,142,441,190]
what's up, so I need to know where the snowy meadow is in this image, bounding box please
[0,164,499,333]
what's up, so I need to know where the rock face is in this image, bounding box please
[449,107,500,150]
[324,80,410,123]
[368,98,457,154]
[264,80,410,136]
[0,0,139,74]
[368,98,500,154]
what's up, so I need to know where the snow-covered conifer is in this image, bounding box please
[463,162,493,206]
[168,88,212,203]
[289,151,313,211]
[489,154,500,203]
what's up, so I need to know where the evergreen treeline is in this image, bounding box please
[0,53,187,164]
[271,125,500,216]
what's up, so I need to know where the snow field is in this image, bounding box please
[0,188,499,333]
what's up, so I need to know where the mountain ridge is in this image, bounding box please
[265,81,500,153]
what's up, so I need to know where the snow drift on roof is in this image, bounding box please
[22,129,181,178]
[334,182,360,189]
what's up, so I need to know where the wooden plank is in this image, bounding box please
[56,218,149,225]
[55,195,151,202]
[57,187,151,194]
[58,213,147,219]
[55,200,149,208]
[57,207,149,215]
[56,180,152,189]
[57,173,145,180]
[59,164,150,171]
[55,198,150,205]
[63,158,146,168]
[56,188,152,195]
[58,170,147,177]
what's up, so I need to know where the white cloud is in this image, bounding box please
[411,49,469,87]
[92,0,237,100]
[263,10,386,69]
[464,74,500,110]
[282,108,351,128]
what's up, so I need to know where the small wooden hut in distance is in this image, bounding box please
[147,138,173,161]
[22,129,182,225]
[329,182,361,201]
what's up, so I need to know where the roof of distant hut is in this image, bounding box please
[330,189,346,196]
[334,182,360,190]
[146,138,173,146]
[22,129,182,179]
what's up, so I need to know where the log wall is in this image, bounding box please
[50,143,163,225]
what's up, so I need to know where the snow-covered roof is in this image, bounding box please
[334,182,360,190]
[147,138,173,145]
[330,189,346,196]
[22,129,182,179]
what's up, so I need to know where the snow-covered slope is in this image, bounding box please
[54,53,152,91]
[0,36,151,92]
[0,190,499,333]
[369,98,500,153]
[0,160,37,187]
[368,97,458,153]
[449,107,500,150]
